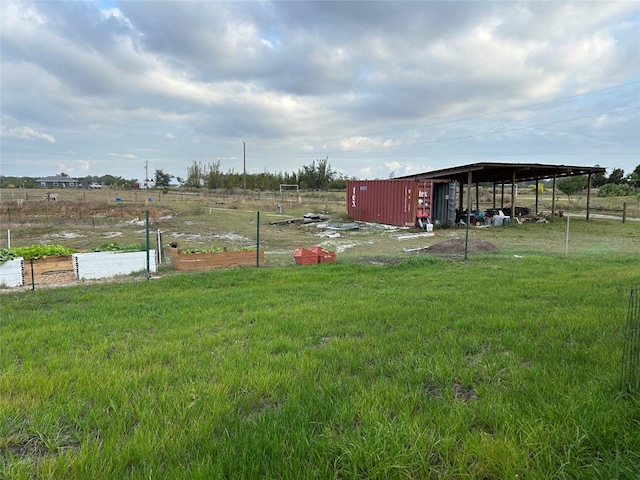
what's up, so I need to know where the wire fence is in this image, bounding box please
[0,188,346,227]
[621,284,640,395]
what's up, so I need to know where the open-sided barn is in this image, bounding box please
[347,162,606,228]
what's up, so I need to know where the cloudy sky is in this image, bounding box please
[1,1,639,182]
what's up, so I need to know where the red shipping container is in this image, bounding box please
[347,179,447,227]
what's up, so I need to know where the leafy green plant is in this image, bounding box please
[181,246,256,254]
[89,242,145,253]
[598,183,634,197]
[6,244,77,259]
[0,249,18,264]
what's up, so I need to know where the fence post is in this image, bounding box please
[256,210,260,268]
[622,202,626,224]
[146,210,150,279]
[621,284,639,395]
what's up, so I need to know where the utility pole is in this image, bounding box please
[243,141,246,191]
[144,160,149,189]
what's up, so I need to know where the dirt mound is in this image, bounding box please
[423,238,498,255]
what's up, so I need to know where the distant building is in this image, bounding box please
[36,175,80,188]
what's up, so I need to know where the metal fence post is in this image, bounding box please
[621,284,640,395]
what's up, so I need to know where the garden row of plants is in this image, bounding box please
[0,242,259,263]
[0,243,146,264]
[169,243,263,270]
[178,246,257,254]
[0,242,261,286]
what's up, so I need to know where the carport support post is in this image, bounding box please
[492,183,496,209]
[511,171,516,219]
[535,179,540,215]
[256,210,260,267]
[464,171,472,260]
[145,210,150,279]
[551,175,556,217]
[586,174,592,221]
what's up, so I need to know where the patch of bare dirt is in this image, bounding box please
[37,271,77,285]
[422,381,479,403]
[421,238,498,255]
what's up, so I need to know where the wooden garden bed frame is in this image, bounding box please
[170,247,264,271]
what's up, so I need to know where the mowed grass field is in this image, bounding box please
[1,190,639,478]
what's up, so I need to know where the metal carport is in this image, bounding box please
[398,162,606,221]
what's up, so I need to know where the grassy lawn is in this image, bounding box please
[1,250,639,478]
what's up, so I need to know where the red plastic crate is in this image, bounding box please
[293,248,320,265]
[308,246,336,263]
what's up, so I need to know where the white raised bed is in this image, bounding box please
[0,258,24,287]
[73,250,157,280]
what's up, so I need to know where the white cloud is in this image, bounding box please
[339,136,402,152]
[0,1,637,179]
[2,126,56,143]
[385,161,401,172]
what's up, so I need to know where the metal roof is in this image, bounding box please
[397,162,606,184]
[36,176,79,182]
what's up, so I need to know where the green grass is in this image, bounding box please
[2,252,639,479]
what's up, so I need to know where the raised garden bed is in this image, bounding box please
[0,258,25,287]
[23,255,75,282]
[73,250,157,280]
[1,244,158,287]
[4,245,77,286]
[171,247,264,271]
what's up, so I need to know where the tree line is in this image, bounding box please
[556,164,640,200]
[160,157,348,191]
[0,157,349,191]
[2,161,638,197]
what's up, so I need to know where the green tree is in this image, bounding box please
[626,164,640,189]
[205,161,223,190]
[100,175,118,187]
[598,183,631,197]
[297,157,335,190]
[608,168,625,185]
[154,169,171,187]
[0,176,36,188]
[557,175,586,201]
[591,166,607,188]
[185,161,205,188]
